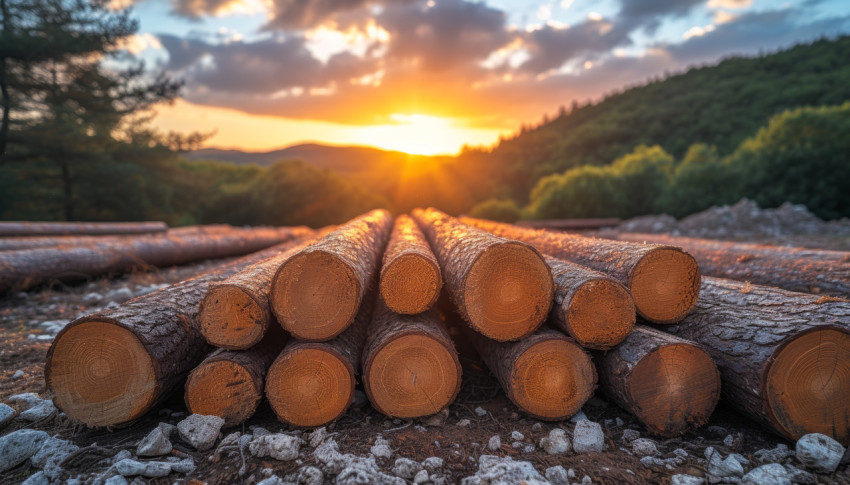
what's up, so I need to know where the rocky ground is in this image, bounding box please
[1,200,850,484]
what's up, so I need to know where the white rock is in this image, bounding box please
[257,476,284,485]
[572,420,604,453]
[6,393,42,409]
[581,476,592,485]
[11,370,24,379]
[111,450,132,464]
[531,423,543,432]
[422,456,444,473]
[21,471,49,485]
[741,464,790,485]
[539,428,570,455]
[795,433,845,473]
[294,465,323,485]
[723,435,735,447]
[632,438,659,458]
[457,419,471,427]
[673,448,688,458]
[783,464,815,485]
[84,292,104,303]
[313,439,347,475]
[114,459,172,478]
[30,436,78,479]
[336,455,404,485]
[157,422,177,439]
[474,406,487,417]
[371,437,392,459]
[108,287,133,301]
[413,469,430,484]
[511,430,524,441]
[19,400,57,421]
[622,429,640,443]
[546,465,569,485]
[171,457,196,474]
[177,414,224,451]
[392,457,423,479]
[670,475,705,485]
[460,454,546,485]
[308,427,328,448]
[104,476,129,485]
[0,429,49,472]
[570,410,588,423]
[706,448,744,478]
[137,427,172,457]
[249,434,302,461]
[753,444,790,463]
[424,409,449,426]
[488,435,501,451]
[0,404,15,428]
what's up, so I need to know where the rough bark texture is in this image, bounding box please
[379,214,443,314]
[184,328,286,427]
[461,217,700,324]
[664,276,850,442]
[0,221,168,236]
[0,225,238,252]
[362,300,461,417]
[411,208,553,340]
[597,325,720,437]
[271,210,392,341]
[44,237,311,427]
[0,225,313,293]
[615,233,850,297]
[547,256,635,350]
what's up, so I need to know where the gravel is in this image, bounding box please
[177,414,225,451]
[0,404,15,428]
[545,465,569,485]
[370,437,392,459]
[474,407,487,417]
[631,438,659,458]
[671,475,705,485]
[460,454,546,485]
[741,463,791,485]
[487,435,501,451]
[795,433,845,473]
[114,459,173,478]
[249,433,303,461]
[422,456,444,473]
[0,429,49,472]
[392,457,423,479]
[136,426,173,457]
[539,428,570,455]
[572,420,604,453]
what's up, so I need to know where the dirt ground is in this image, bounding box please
[1,236,849,484]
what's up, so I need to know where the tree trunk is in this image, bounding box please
[0,220,168,237]
[0,225,233,252]
[270,209,392,341]
[44,238,311,427]
[379,214,443,314]
[411,208,553,341]
[0,225,313,293]
[464,325,596,420]
[362,300,461,418]
[461,217,701,324]
[184,326,286,427]
[265,288,377,427]
[597,325,720,437]
[663,276,850,444]
[547,256,635,350]
[613,233,850,297]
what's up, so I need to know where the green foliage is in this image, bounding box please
[656,144,741,218]
[468,198,521,222]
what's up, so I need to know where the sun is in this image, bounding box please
[359,113,495,156]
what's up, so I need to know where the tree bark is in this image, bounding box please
[0,225,313,293]
[44,237,311,427]
[0,225,231,252]
[464,325,596,420]
[379,214,443,314]
[0,220,168,237]
[663,276,850,443]
[597,325,720,437]
[270,209,392,341]
[411,208,553,341]
[184,326,286,427]
[547,256,635,350]
[461,217,701,324]
[362,300,461,418]
[613,232,850,297]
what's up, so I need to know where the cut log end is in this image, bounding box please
[629,248,701,324]
[511,339,596,420]
[564,279,636,350]
[199,286,267,350]
[766,327,850,443]
[629,343,720,437]
[365,333,460,418]
[266,346,354,427]
[272,251,359,341]
[185,361,261,428]
[380,254,442,315]
[464,242,553,341]
[47,321,156,427]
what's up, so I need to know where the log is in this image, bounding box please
[597,326,720,437]
[613,233,850,297]
[547,256,635,350]
[362,300,461,418]
[516,218,621,231]
[665,276,850,443]
[461,217,701,324]
[464,325,596,420]
[0,225,240,252]
[198,228,335,349]
[265,289,377,427]
[0,225,313,293]
[0,220,168,237]
[270,209,393,341]
[379,215,443,314]
[184,327,286,427]
[411,208,553,341]
[44,236,312,427]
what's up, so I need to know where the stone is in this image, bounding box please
[532,423,543,432]
[622,429,640,443]
[392,457,423,479]
[457,419,471,427]
[723,435,735,448]
[30,436,79,479]
[545,465,569,485]
[783,465,815,485]
[706,448,744,478]
[753,444,790,463]
[171,457,196,474]
[0,404,16,428]
[422,456,444,474]
[0,429,49,472]
[573,420,604,453]
[671,475,705,485]
[581,476,592,485]
[249,434,302,461]
[370,437,392,459]
[21,471,48,485]
[673,448,689,459]
[795,433,845,473]
[296,466,323,485]
[570,410,588,423]
[632,438,659,458]
[257,476,284,485]
[741,464,790,485]
[424,409,449,426]
[539,428,570,455]
[488,435,501,451]
[177,414,225,451]
[474,406,487,417]
[511,431,524,441]
[114,459,172,478]
[336,455,404,485]
[413,469,429,484]
[11,370,24,379]
[308,427,328,448]
[111,450,132,464]
[460,455,546,485]
[137,427,172,457]
[104,476,129,485]
[19,400,58,421]
[6,393,42,408]
[157,423,177,439]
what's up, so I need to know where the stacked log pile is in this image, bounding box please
[34,210,850,447]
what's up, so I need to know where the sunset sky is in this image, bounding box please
[123,0,850,155]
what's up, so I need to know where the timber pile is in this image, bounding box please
[0,220,168,236]
[38,211,850,447]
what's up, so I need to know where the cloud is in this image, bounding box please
[519,19,629,74]
[171,0,244,18]
[616,0,705,33]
